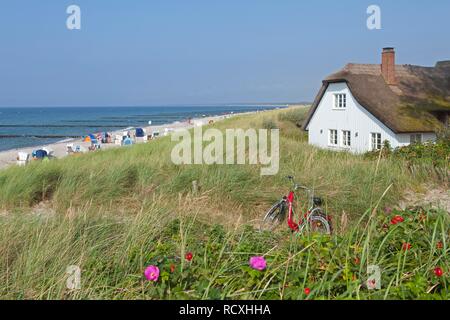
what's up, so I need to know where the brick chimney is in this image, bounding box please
[381,47,396,85]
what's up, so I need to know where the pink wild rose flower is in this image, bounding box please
[249,256,267,271]
[144,265,160,282]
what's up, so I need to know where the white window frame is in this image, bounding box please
[329,129,338,146]
[410,133,422,144]
[334,94,347,109]
[342,130,351,148]
[371,133,382,151]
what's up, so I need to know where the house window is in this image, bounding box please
[410,134,422,144]
[334,94,347,109]
[371,133,382,151]
[329,130,338,146]
[342,130,351,147]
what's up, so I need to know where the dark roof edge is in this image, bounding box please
[301,81,331,131]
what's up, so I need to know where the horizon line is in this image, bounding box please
[0,102,312,108]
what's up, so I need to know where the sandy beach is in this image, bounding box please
[0,112,251,170]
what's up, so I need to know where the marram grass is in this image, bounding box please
[0,107,447,299]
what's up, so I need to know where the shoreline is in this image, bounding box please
[0,110,259,170]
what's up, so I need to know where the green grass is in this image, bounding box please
[0,206,447,299]
[0,107,447,299]
[0,107,436,219]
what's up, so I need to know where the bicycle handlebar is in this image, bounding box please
[286,176,309,191]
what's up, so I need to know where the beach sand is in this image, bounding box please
[0,112,246,170]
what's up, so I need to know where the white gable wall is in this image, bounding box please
[305,82,436,153]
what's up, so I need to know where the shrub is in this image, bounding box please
[262,118,278,130]
[365,138,450,166]
[277,107,309,127]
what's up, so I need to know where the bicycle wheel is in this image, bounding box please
[308,213,332,235]
[260,201,286,231]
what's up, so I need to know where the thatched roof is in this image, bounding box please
[303,61,450,133]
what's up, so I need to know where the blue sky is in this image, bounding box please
[0,0,449,107]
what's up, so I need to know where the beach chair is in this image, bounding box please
[136,128,145,138]
[194,120,205,127]
[123,137,133,146]
[135,137,144,143]
[74,145,85,153]
[152,131,160,139]
[101,132,110,144]
[115,135,123,145]
[32,149,48,161]
[17,152,30,166]
[67,144,75,155]
[43,147,54,157]
[135,128,147,143]
[164,128,174,136]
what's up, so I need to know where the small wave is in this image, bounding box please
[0,134,80,139]
[0,124,129,128]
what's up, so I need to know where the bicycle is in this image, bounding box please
[261,176,333,234]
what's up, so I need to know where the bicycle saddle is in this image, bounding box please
[313,197,323,206]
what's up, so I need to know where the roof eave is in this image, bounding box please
[302,78,404,134]
[301,79,348,131]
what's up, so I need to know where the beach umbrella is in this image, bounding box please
[83,134,96,142]
[84,134,98,144]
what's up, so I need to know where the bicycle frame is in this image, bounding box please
[285,178,319,232]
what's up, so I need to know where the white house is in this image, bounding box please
[303,48,450,153]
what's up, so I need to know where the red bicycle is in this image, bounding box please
[261,176,332,234]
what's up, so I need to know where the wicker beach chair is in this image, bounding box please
[43,147,54,157]
[17,152,30,166]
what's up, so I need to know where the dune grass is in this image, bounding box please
[0,107,438,221]
[0,107,447,299]
[0,204,447,299]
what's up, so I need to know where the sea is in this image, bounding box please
[0,105,284,152]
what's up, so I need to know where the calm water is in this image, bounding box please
[0,106,283,151]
